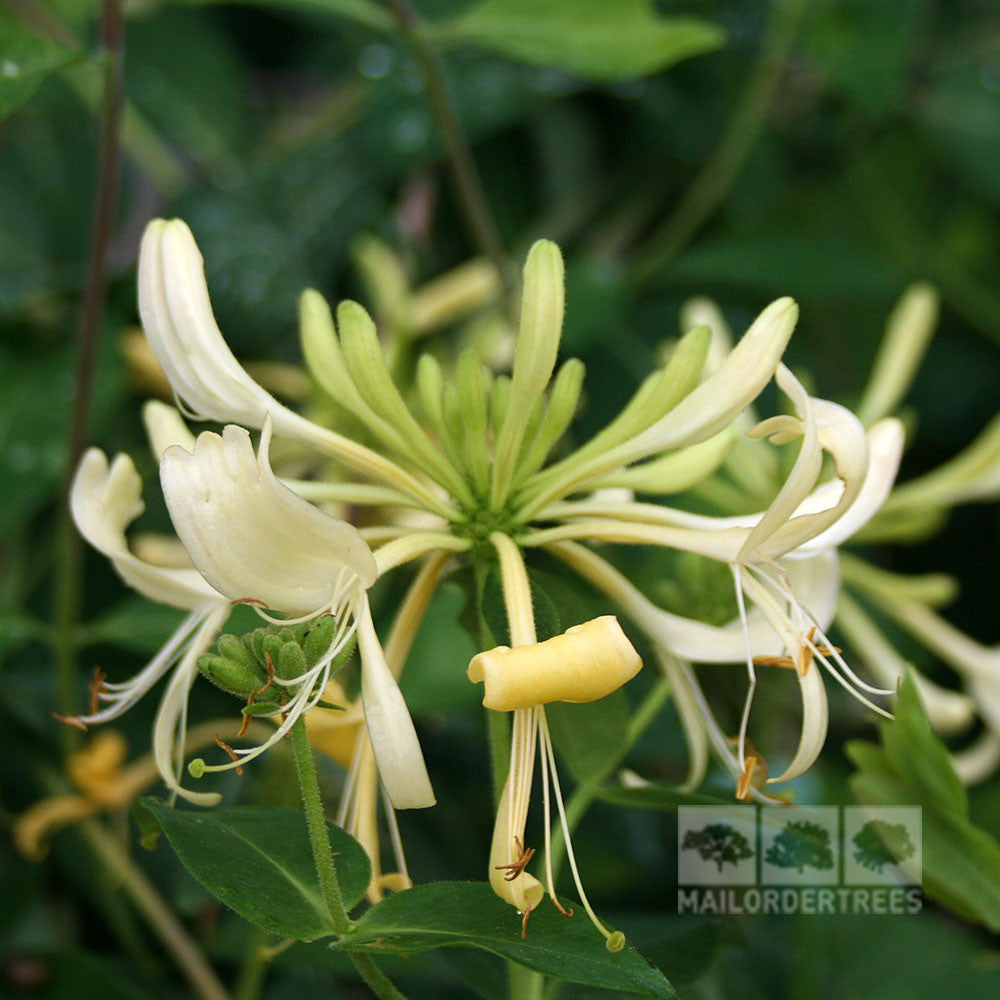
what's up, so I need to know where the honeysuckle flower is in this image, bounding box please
[673,284,1000,783]
[15,720,271,860]
[71,215,906,933]
[68,447,231,805]
[161,418,435,810]
[477,533,638,947]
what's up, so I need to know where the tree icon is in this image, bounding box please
[765,820,835,873]
[852,820,916,873]
[682,823,754,872]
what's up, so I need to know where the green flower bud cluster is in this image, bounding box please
[197,616,352,708]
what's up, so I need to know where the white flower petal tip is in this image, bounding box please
[143,400,196,459]
[617,297,798,462]
[71,448,220,610]
[790,418,904,557]
[138,218,277,428]
[357,603,435,810]
[160,421,377,616]
[467,616,642,712]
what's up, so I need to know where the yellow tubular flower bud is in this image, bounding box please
[468,616,642,712]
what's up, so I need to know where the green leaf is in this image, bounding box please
[847,676,1000,931]
[334,881,678,998]
[441,0,723,82]
[596,782,735,811]
[0,16,79,122]
[140,799,371,940]
[401,581,481,715]
[546,691,629,784]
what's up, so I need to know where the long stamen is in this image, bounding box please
[731,564,756,771]
[381,787,412,886]
[751,561,894,697]
[69,606,212,725]
[538,712,621,949]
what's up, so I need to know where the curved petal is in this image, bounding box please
[71,448,220,610]
[791,419,904,557]
[356,598,435,810]
[161,420,377,615]
[549,539,839,664]
[952,730,1000,785]
[767,658,828,784]
[139,219,279,428]
[739,364,820,559]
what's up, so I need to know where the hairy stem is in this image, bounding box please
[289,718,409,1000]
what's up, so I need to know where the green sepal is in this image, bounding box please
[197,650,268,699]
[278,641,308,681]
[311,699,347,712]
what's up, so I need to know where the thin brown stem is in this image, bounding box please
[53,0,125,738]
[385,0,516,308]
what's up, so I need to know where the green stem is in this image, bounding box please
[289,718,409,1000]
[232,927,268,1000]
[385,0,516,308]
[633,0,806,283]
[80,818,232,1000]
[509,962,545,1000]
[547,679,670,883]
[289,717,350,935]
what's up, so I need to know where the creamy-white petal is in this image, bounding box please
[356,599,435,810]
[161,422,377,615]
[72,448,220,610]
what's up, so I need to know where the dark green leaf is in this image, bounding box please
[546,691,629,784]
[401,581,480,715]
[140,799,371,940]
[334,881,678,998]
[0,16,79,122]
[847,677,1000,931]
[441,0,723,82]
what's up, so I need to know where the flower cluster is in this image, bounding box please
[70,217,966,937]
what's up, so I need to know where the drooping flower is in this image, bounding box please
[160,418,435,810]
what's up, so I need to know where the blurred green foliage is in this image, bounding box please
[2,1,1000,998]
